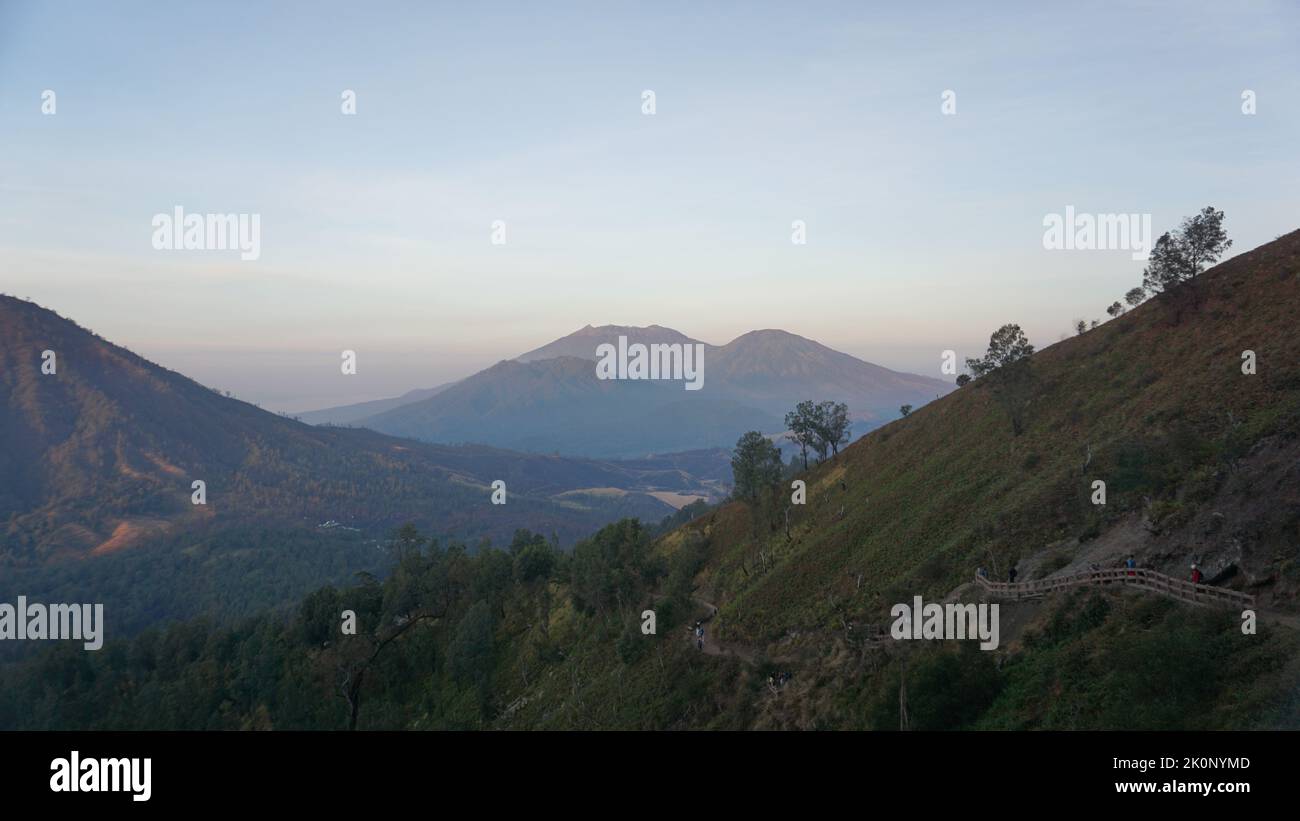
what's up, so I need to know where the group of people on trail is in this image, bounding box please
[979,553,1210,591]
[1121,556,1207,586]
[1092,555,1206,586]
[975,565,1018,584]
[1103,556,1205,585]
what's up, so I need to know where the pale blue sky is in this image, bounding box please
[2,0,1297,411]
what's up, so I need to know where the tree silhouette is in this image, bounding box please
[731,431,783,503]
[965,324,1036,436]
[1141,206,1231,323]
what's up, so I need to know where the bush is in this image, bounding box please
[616,621,649,665]
[872,644,1003,730]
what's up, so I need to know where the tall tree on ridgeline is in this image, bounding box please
[784,401,819,470]
[1141,206,1232,323]
[816,400,852,457]
[965,323,1036,436]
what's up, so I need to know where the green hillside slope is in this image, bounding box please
[700,227,1300,644]
[3,230,1297,730]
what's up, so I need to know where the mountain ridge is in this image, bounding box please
[342,323,952,457]
[298,324,952,448]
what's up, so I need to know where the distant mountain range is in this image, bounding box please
[305,325,953,458]
[0,297,732,574]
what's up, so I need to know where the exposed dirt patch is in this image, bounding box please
[554,487,626,498]
[648,491,706,509]
[144,451,186,476]
[91,518,169,556]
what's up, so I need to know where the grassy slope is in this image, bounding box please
[706,228,1300,643]
[495,229,1300,729]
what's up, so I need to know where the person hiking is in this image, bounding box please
[977,566,988,579]
[1008,566,1018,584]
[1191,565,1203,585]
[1125,556,1136,578]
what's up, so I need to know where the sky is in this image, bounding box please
[2,0,1298,412]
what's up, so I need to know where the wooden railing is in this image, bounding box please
[974,567,1255,609]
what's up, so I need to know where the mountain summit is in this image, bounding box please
[516,324,710,363]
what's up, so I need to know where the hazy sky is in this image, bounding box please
[2,1,1297,411]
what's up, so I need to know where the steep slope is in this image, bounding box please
[493,227,1300,729]
[696,230,1300,643]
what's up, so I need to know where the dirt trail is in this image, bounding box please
[682,596,836,665]
[687,597,757,661]
[672,564,1300,678]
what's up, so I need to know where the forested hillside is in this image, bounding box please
[0,296,730,643]
[3,229,1298,730]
